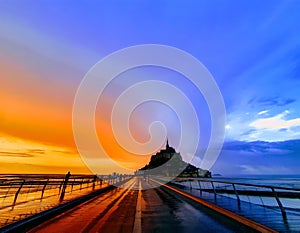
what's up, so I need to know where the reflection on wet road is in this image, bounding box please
[141,179,254,233]
[29,177,255,233]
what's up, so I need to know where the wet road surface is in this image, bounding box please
[29,177,256,233]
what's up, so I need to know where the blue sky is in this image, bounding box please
[1,0,300,174]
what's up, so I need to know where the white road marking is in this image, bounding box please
[133,179,142,233]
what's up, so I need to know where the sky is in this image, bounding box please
[0,0,300,175]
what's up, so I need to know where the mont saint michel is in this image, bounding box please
[139,140,211,178]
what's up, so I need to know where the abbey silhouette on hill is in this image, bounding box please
[140,140,211,178]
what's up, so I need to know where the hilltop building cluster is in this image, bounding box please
[139,140,211,178]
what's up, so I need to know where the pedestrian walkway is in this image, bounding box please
[166,181,300,232]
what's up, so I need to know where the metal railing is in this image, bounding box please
[0,173,131,227]
[166,178,300,219]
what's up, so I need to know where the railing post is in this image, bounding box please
[71,178,75,192]
[12,180,25,209]
[232,184,241,206]
[4,184,12,202]
[271,187,287,219]
[41,179,49,199]
[80,178,84,190]
[58,181,63,194]
[211,181,217,200]
[92,175,97,191]
[198,181,202,195]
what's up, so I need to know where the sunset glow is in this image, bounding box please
[1,1,300,175]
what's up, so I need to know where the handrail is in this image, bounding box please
[152,178,278,233]
[169,177,300,219]
[176,178,300,192]
[0,174,133,228]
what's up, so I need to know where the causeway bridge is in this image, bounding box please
[0,174,299,233]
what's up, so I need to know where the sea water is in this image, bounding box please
[211,174,300,189]
[177,175,300,211]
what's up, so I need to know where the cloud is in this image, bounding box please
[258,110,269,115]
[222,140,299,154]
[239,165,290,174]
[239,165,258,173]
[212,140,300,175]
[0,133,89,173]
[249,97,296,107]
[0,148,46,158]
[226,109,300,142]
[27,149,45,154]
[262,97,295,106]
[241,129,256,136]
[0,152,34,158]
[250,110,300,130]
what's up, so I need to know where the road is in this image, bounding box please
[29,177,256,233]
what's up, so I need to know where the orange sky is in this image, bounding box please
[0,54,151,174]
